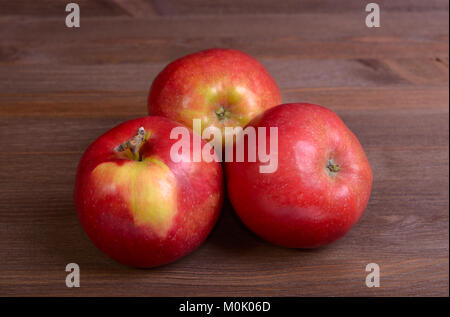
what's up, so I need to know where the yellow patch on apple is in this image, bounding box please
[91,157,177,238]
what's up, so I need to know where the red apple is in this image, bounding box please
[225,103,373,248]
[148,48,282,145]
[74,116,223,267]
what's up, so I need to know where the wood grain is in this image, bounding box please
[0,0,448,296]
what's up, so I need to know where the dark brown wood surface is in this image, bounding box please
[0,0,448,296]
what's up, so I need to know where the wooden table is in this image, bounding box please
[0,0,448,297]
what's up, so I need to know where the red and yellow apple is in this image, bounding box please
[74,116,223,267]
[148,48,282,145]
[225,103,373,248]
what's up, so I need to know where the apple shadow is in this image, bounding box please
[206,197,263,252]
[206,197,326,257]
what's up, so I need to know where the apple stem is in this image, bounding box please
[215,106,231,120]
[326,159,340,174]
[114,127,146,160]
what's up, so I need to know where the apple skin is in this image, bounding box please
[148,48,281,144]
[225,103,373,248]
[74,116,223,267]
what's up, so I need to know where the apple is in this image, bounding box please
[148,48,282,146]
[74,116,223,267]
[225,103,373,248]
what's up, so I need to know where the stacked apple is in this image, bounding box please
[75,48,372,268]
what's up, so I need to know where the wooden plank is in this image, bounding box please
[151,0,450,15]
[0,87,448,117]
[0,13,446,93]
[0,0,128,17]
[1,37,448,65]
[0,57,448,95]
[111,0,157,17]
[1,13,447,43]
[1,0,448,17]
